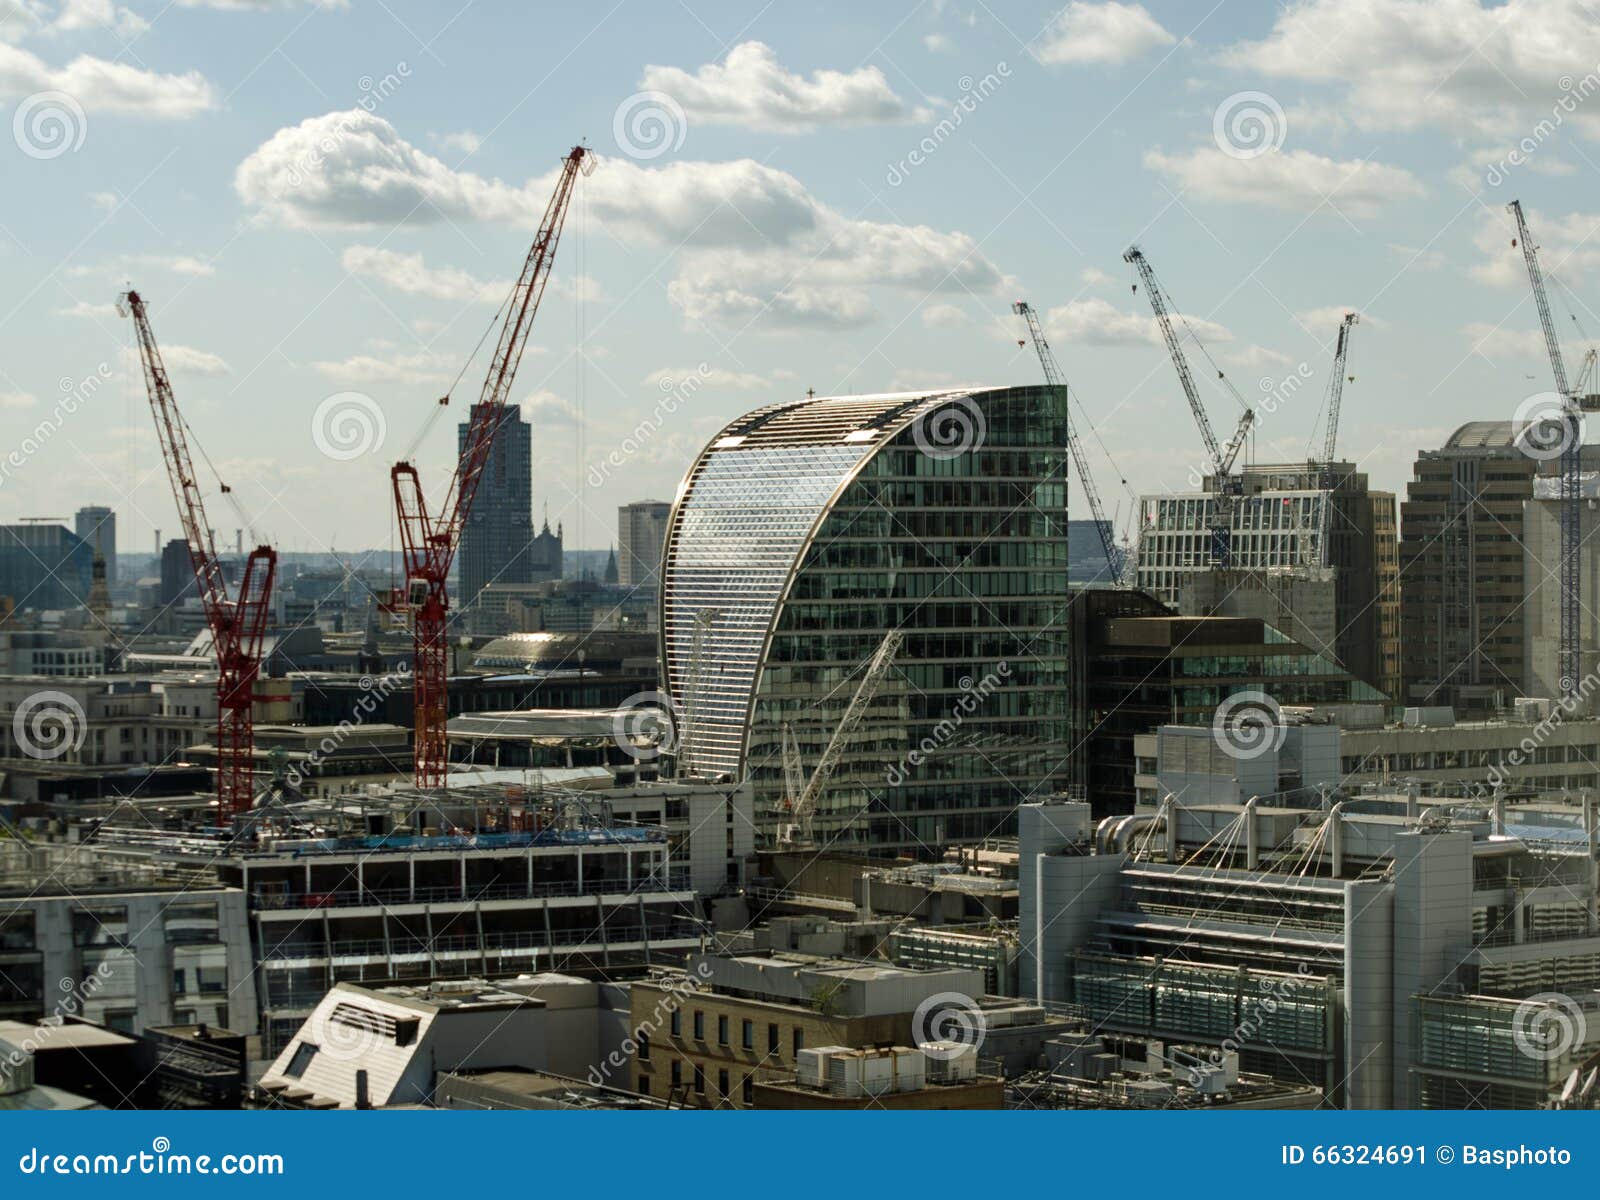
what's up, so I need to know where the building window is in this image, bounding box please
[670,1060,682,1088]
[638,1032,650,1061]
[717,1015,729,1046]
[693,1011,705,1041]
[670,1009,681,1037]
[793,1028,804,1057]
[741,1019,753,1050]
[742,1074,754,1106]
[283,1042,318,1079]
[638,1076,650,1097]
[693,1065,705,1095]
[768,1023,779,1055]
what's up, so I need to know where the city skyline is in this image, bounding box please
[4,1,1600,569]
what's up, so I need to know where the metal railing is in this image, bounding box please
[249,869,692,911]
[261,920,706,961]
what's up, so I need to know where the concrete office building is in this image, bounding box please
[1136,462,1397,696]
[1017,797,1600,1108]
[74,506,116,587]
[659,387,1073,851]
[0,847,257,1037]
[1396,423,1593,713]
[618,500,672,591]
[1524,473,1600,709]
[158,537,195,607]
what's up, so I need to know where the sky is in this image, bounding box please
[3,0,1600,562]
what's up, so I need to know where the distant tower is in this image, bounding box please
[458,404,533,609]
[75,506,116,586]
[617,501,672,591]
[603,545,618,585]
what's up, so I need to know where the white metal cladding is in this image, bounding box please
[659,390,972,780]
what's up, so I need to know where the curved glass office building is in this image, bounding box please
[659,386,1072,852]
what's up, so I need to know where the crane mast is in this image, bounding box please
[1123,246,1255,566]
[1320,312,1359,466]
[1509,199,1583,700]
[120,289,277,821]
[392,144,590,788]
[1013,301,1129,584]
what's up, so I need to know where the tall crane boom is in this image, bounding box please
[1319,312,1359,465]
[119,289,277,820]
[787,630,904,846]
[1013,301,1127,583]
[1509,199,1582,699]
[1123,246,1255,565]
[392,144,591,789]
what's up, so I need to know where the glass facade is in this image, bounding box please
[661,386,1073,853]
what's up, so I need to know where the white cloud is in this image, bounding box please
[1221,343,1294,370]
[341,244,505,304]
[1469,205,1600,287]
[47,0,146,38]
[0,42,215,116]
[1143,146,1424,217]
[432,129,481,154]
[0,389,36,408]
[311,349,453,385]
[55,299,119,318]
[238,113,1006,333]
[1042,296,1234,348]
[643,365,766,390]
[923,33,953,54]
[234,109,530,229]
[922,302,966,327]
[68,253,214,278]
[1035,2,1174,66]
[1295,305,1380,333]
[145,344,230,375]
[1080,266,1113,287]
[638,41,928,132]
[1223,0,1600,140]
[1464,322,1548,358]
[176,0,348,9]
[520,390,581,426]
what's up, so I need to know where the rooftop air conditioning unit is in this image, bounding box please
[921,1041,977,1082]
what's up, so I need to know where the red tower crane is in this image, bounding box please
[391,144,590,789]
[119,289,277,822]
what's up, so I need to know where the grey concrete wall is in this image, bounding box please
[1343,877,1393,1110]
[1389,830,1472,1107]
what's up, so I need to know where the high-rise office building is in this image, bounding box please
[458,404,534,609]
[159,537,196,606]
[74,506,116,586]
[0,523,93,612]
[659,386,1073,852]
[1396,422,1584,712]
[617,500,671,591]
[1136,461,1398,697]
